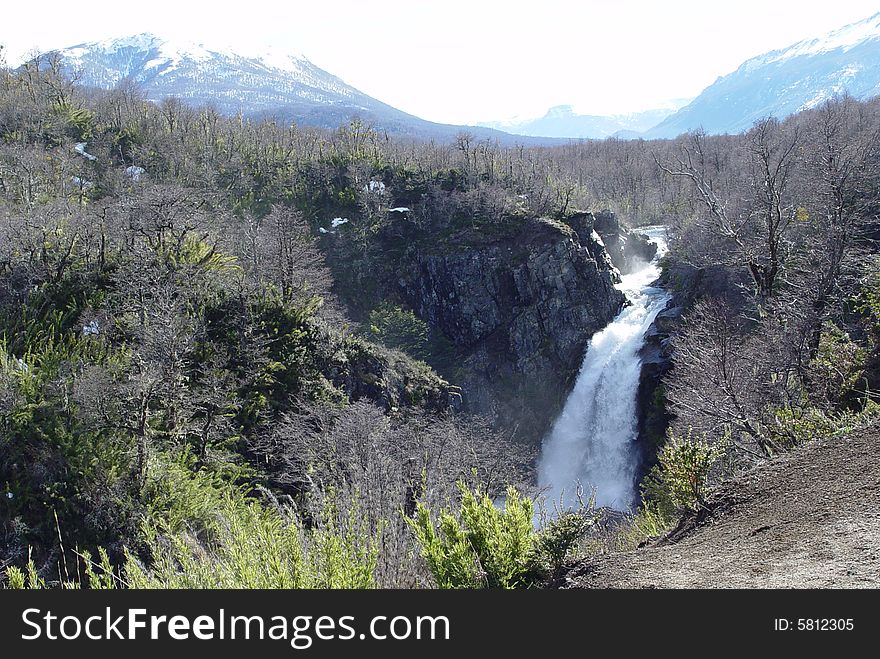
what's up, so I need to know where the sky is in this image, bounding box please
[2,1,880,125]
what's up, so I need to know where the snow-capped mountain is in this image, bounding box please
[478,100,691,140]
[45,33,555,143]
[647,12,880,138]
[54,34,377,117]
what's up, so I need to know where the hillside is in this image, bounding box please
[559,425,880,588]
[45,33,564,144]
[648,12,880,138]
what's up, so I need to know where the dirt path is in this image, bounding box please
[560,425,880,588]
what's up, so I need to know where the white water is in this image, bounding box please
[537,226,671,512]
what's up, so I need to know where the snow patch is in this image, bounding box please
[798,64,861,111]
[73,142,97,161]
[96,33,163,52]
[331,217,349,228]
[82,320,101,336]
[768,12,880,63]
[125,166,146,182]
[252,47,310,72]
[71,176,94,189]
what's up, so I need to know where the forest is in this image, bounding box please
[1,52,880,589]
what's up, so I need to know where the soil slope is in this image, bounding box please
[560,425,880,588]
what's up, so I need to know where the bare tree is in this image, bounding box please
[666,299,789,459]
[239,204,332,304]
[657,119,801,303]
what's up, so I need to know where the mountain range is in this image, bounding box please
[40,12,880,142]
[645,11,880,138]
[477,101,691,139]
[482,11,880,140]
[48,34,559,144]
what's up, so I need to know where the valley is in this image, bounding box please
[1,7,880,594]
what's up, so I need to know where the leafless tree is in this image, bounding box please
[238,204,332,304]
[666,299,791,459]
[657,120,801,303]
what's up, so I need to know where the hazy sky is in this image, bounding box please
[2,1,880,124]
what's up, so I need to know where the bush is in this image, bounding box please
[406,482,536,589]
[5,547,119,590]
[616,504,674,551]
[125,455,379,589]
[808,322,866,408]
[368,303,430,360]
[771,401,880,447]
[643,430,725,512]
[126,488,379,589]
[535,509,598,570]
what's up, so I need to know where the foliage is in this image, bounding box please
[126,486,379,589]
[623,504,674,548]
[856,258,880,332]
[771,401,880,447]
[406,482,537,589]
[368,303,429,359]
[642,430,725,512]
[593,503,676,554]
[809,322,866,407]
[5,547,119,590]
[535,508,598,570]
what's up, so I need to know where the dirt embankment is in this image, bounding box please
[560,425,880,588]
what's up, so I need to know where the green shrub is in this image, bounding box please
[643,430,725,512]
[771,401,880,446]
[615,503,674,551]
[126,483,378,589]
[406,482,536,589]
[535,509,598,570]
[368,303,430,360]
[5,547,119,590]
[809,322,866,407]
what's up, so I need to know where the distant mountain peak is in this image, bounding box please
[765,12,880,64]
[64,33,209,64]
[545,105,576,118]
[40,34,560,145]
[48,33,361,108]
[477,99,692,140]
[646,12,880,138]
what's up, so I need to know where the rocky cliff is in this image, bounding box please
[565,210,658,275]
[397,216,625,442]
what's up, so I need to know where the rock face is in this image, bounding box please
[635,261,753,478]
[397,217,625,442]
[327,337,461,414]
[566,210,657,274]
[635,305,679,478]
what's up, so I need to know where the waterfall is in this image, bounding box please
[537,226,671,512]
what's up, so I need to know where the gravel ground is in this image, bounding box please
[559,425,880,588]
